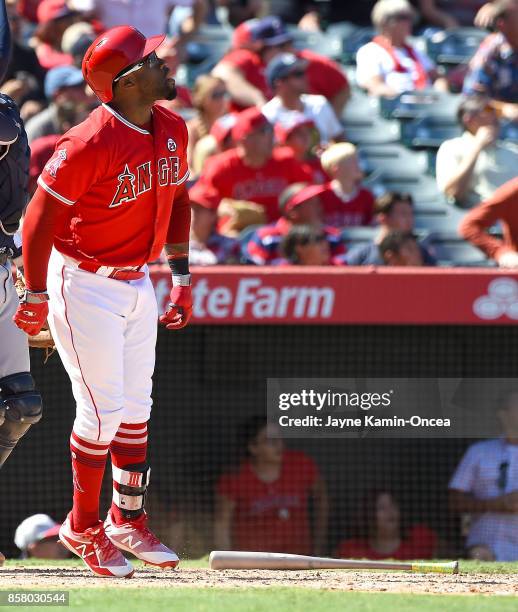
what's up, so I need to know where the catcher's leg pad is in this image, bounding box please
[112,463,150,520]
[0,372,43,467]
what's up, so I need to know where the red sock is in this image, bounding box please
[109,422,148,525]
[70,430,109,532]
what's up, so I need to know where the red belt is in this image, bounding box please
[76,260,145,281]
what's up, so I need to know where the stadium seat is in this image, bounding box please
[400,117,461,149]
[339,27,375,64]
[500,121,518,144]
[341,226,378,246]
[358,144,428,177]
[424,27,487,66]
[342,90,380,121]
[343,116,401,145]
[426,233,491,266]
[379,91,461,121]
[414,209,464,233]
[287,26,342,59]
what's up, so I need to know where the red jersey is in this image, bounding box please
[37,103,190,267]
[219,49,348,111]
[189,148,311,222]
[217,450,318,554]
[319,183,375,228]
[335,525,437,560]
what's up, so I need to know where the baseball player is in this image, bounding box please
[0,0,43,562]
[13,25,192,578]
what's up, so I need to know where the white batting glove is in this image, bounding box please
[497,251,518,268]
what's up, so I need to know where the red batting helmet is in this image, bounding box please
[82,26,165,103]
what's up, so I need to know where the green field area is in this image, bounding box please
[1,559,517,611]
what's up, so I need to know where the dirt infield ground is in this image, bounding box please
[1,565,517,595]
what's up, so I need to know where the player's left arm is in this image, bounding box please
[160,182,193,330]
[310,473,329,556]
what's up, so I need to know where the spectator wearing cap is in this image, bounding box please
[25,64,91,143]
[459,177,518,268]
[190,113,237,178]
[318,143,375,228]
[187,75,230,173]
[356,0,445,97]
[187,202,242,265]
[189,107,311,223]
[262,53,345,145]
[346,192,437,265]
[60,21,96,69]
[244,182,345,265]
[34,0,80,69]
[14,514,70,559]
[274,111,328,184]
[463,0,518,121]
[436,96,518,208]
[212,15,349,115]
[378,229,424,265]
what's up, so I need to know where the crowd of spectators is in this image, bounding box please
[6,0,518,268]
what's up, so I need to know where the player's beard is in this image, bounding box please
[164,79,177,101]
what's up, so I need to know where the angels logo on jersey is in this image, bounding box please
[109,157,180,208]
[45,149,67,177]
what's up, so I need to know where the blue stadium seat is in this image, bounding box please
[424,27,487,65]
[500,121,518,144]
[358,144,428,177]
[287,26,342,59]
[379,91,461,121]
[425,233,492,266]
[414,210,464,233]
[342,90,380,121]
[341,227,378,246]
[343,116,401,145]
[339,27,375,64]
[400,117,461,149]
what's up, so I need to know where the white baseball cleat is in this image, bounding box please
[59,513,134,578]
[104,511,179,568]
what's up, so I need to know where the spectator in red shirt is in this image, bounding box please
[245,182,346,265]
[274,111,328,184]
[459,177,518,267]
[212,16,349,115]
[189,107,311,223]
[34,0,80,69]
[214,416,328,555]
[335,489,438,560]
[190,113,238,178]
[319,143,375,228]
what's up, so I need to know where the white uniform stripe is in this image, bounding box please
[175,169,190,185]
[117,427,147,435]
[112,435,148,444]
[70,439,109,456]
[37,176,76,205]
[102,104,150,134]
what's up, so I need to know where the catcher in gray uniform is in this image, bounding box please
[0,0,43,500]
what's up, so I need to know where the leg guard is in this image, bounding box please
[112,463,150,520]
[0,372,43,467]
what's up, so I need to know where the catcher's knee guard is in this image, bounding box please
[0,372,43,467]
[112,463,150,520]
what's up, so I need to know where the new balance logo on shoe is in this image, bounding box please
[120,535,142,550]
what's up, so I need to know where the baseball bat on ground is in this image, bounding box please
[209,551,459,574]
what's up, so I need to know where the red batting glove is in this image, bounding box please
[159,285,193,330]
[13,292,49,336]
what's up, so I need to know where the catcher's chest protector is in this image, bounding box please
[0,94,30,233]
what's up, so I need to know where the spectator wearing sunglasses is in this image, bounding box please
[436,96,518,208]
[187,75,230,174]
[356,0,445,97]
[281,225,335,265]
[262,53,345,145]
[245,182,345,265]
